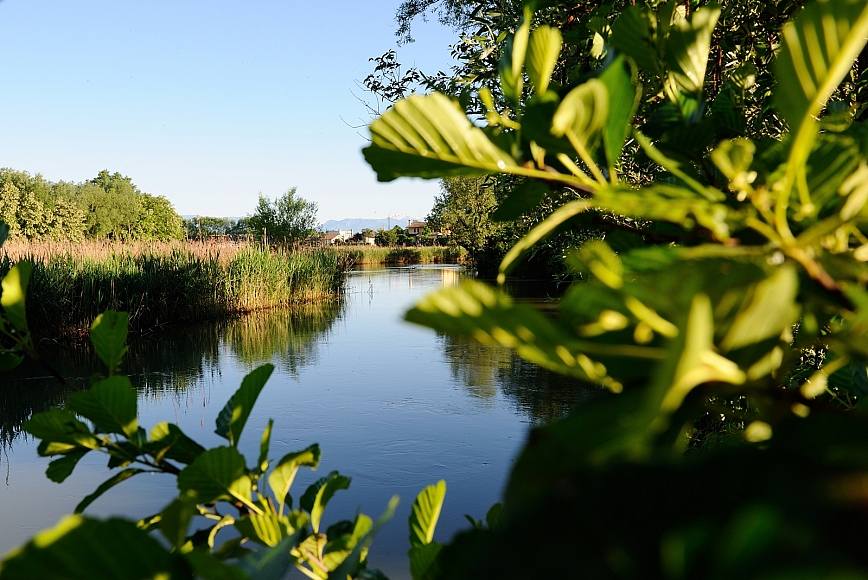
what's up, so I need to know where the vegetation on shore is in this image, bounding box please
[338,245,465,265]
[0,240,350,338]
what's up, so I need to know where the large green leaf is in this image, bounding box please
[409,480,446,548]
[594,184,733,240]
[363,93,518,182]
[664,4,720,101]
[75,469,146,514]
[775,0,868,141]
[598,56,640,169]
[89,311,128,375]
[551,80,608,155]
[609,4,661,76]
[68,376,138,438]
[322,515,373,573]
[499,10,530,103]
[267,444,321,513]
[299,470,351,533]
[159,493,199,550]
[1,261,32,334]
[177,446,254,508]
[234,514,295,548]
[215,364,274,446]
[46,450,90,484]
[147,422,206,465]
[24,408,100,452]
[526,25,562,94]
[409,543,442,580]
[0,516,179,580]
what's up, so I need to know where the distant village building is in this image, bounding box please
[407,221,426,239]
[320,229,353,244]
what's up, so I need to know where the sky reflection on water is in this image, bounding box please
[0,265,593,578]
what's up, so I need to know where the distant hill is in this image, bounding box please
[319,216,420,232]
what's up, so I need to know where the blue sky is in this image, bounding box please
[0,1,456,222]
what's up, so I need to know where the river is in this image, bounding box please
[0,264,594,579]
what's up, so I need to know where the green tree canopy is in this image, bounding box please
[247,187,318,245]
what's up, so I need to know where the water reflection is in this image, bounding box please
[439,334,598,423]
[0,300,344,449]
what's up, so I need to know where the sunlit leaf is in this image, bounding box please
[267,444,321,513]
[526,25,562,94]
[68,376,138,439]
[329,496,399,580]
[665,5,720,100]
[215,364,274,447]
[409,480,446,548]
[236,533,305,580]
[24,409,100,452]
[234,514,294,548]
[257,418,273,473]
[89,311,128,375]
[147,422,206,465]
[178,446,253,506]
[299,470,351,533]
[551,80,608,154]
[363,93,519,182]
[1,261,32,334]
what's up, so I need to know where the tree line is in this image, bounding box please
[0,168,184,241]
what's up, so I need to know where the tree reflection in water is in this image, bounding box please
[0,300,344,450]
[439,333,598,423]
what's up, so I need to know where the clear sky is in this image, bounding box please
[0,1,456,222]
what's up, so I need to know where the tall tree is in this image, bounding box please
[247,187,318,245]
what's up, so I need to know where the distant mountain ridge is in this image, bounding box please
[319,216,420,232]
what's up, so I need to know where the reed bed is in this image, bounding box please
[0,241,351,339]
[337,245,465,265]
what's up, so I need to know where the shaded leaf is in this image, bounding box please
[147,422,206,465]
[68,376,138,439]
[499,11,530,103]
[665,5,720,100]
[46,449,89,484]
[215,364,274,447]
[491,180,549,222]
[0,516,177,580]
[24,409,99,452]
[160,493,200,550]
[299,470,351,534]
[236,533,304,580]
[329,496,399,580]
[409,542,442,580]
[267,444,321,513]
[598,56,640,168]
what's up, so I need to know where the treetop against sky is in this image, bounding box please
[0,0,456,222]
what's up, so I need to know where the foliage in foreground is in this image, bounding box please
[0,243,450,579]
[361,0,868,576]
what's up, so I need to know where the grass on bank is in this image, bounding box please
[337,245,465,265]
[0,240,350,338]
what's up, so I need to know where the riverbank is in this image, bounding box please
[337,245,465,265]
[0,240,350,339]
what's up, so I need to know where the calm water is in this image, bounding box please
[0,265,593,578]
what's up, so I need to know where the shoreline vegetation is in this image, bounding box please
[0,241,464,339]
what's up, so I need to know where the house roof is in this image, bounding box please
[322,233,340,240]
[408,221,426,229]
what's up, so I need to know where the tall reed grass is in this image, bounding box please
[336,245,465,265]
[0,241,351,338]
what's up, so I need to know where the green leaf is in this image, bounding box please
[598,56,640,169]
[329,496,399,580]
[0,515,176,580]
[551,79,608,154]
[409,480,446,548]
[75,469,146,514]
[491,180,549,222]
[299,470,351,534]
[363,93,518,182]
[215,364,274,446]
[24,408,100,452]
[499,8,530,103]
[257,418,273,473]
[1,261,32,334]
[485,503,503,530]
[46,449,89,483]
[267,444,321,513]
[89,311,128,375]
[147,422,206,465]
[719,264,800,352]
[409,542,442,580]
[68,376,138,439]
[234,514,296,548]
[594,184,733,240]
[498,200,592,283]
[177,446,253,507]
[775,0,868,141]
[0,352,23,371]
[182,550,248,580]
[526,25,562,95]
[236,533,304,580]
[610,4,661,76]
[664,4,720,101]
[159,493,199,550]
